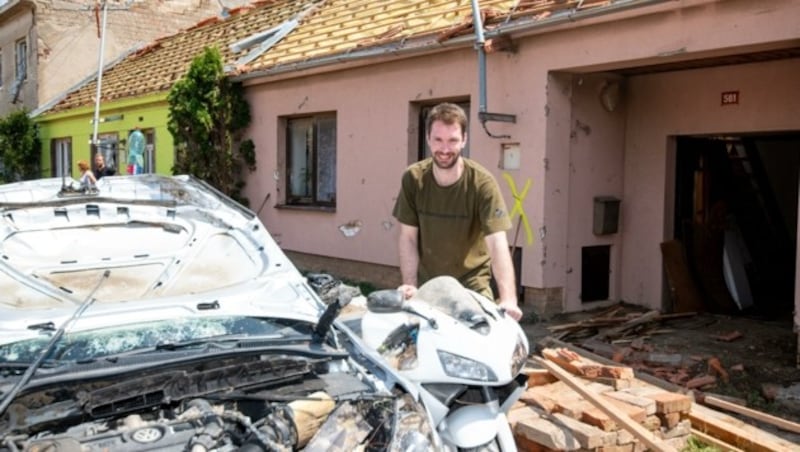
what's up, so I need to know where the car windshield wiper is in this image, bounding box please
[153,334,283,351]
[0,270,111,416]
[82,333,309,363]
[0,360,64,375]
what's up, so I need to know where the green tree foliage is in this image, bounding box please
[167,46,256,205]
[0,110,41,183]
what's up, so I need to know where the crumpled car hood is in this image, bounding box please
[0,175,320,340]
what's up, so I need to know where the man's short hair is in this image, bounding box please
[425,102,468,137]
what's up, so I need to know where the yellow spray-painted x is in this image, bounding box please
[502,173,534,246]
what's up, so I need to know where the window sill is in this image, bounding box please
[275,204,336,213]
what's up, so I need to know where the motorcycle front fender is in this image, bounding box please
[438,405,499,449]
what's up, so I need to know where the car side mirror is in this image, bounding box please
[366,289,404,313]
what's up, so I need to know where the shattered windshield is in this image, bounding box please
[0,316,314,365]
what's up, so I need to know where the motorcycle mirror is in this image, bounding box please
[366,289,404,313]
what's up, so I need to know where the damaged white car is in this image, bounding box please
[0,175,434,451]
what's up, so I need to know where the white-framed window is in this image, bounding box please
[15,38,27,82]
[51,138,72,178]
[144,129,156,173]
[285,113,337,207]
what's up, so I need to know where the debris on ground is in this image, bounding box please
[514,344,800,451]
[526,302,800,418]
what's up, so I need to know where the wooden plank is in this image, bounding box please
[515,433,554,452]
[508,404,541,427]
[522,367,558,387]
[288,391,335,447]
[600,394,647,424]
[536,338,800,451]
[532,356,677,452]
[703,395,800,435]
[551,412,617,449]
[605,390,657,415]
[514,415,582,450]
[537,337,692,395]
[660,239,707,312]
[542,347,634,380]
[690,428,745,452]
[646,391,692,414]
[689,402,799,452]
[594,310,661,341]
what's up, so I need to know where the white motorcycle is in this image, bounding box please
[360,276,529,451]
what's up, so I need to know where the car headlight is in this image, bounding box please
[510,334,528,376]
[437,350,498,382]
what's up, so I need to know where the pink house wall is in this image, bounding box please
[242,0,800,313]
[622,58,800,310]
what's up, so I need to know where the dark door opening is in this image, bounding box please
[581,245,611,302]
[674,134,800,317]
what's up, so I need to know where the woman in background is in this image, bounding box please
[78,160,96,189]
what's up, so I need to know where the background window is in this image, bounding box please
[144,129,156,173]
[15,39,27,82]
[50,138,72,178]
[92,132,119,173]
[286,113,337,207]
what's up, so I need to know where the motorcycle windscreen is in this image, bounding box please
[415,276,490,331]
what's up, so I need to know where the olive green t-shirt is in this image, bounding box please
[392,158,511,298]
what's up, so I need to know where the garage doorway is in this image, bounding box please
[674,134,800,317]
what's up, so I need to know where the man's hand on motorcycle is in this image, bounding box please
[397,284,417,300]
[498,299,522,321]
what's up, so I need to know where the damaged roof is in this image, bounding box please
[44,0,622,114]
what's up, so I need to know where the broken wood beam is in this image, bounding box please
[685,374,717,390]
[690,428,745,452]
[703,394,800,435]
[593,310,661,341]
[541,347,634,380]
[538,336,799,451]
[689,402,799,452]
[521,367,558,386]
[537,336,693,395]
[288,391,336,447]
[532,356,677,452]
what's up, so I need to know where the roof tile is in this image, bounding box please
[45,0,627,114]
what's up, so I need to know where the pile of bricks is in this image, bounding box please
[510,348,693,451]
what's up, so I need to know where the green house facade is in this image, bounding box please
[36,93,175,181]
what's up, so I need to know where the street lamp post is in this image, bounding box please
[91,0,108,150]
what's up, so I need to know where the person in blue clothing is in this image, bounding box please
[127,126,145,174]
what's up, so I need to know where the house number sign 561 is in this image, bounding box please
[721,91,739,106]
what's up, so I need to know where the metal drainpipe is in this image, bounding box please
[470,0,488,117]
[469,0,515,139]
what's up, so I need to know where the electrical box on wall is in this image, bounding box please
[501,143,520,170]
[593,196,620,235]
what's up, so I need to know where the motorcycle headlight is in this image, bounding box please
[437,350,498,382]
[510,334,528,376]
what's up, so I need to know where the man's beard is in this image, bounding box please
[433,152,459,169]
